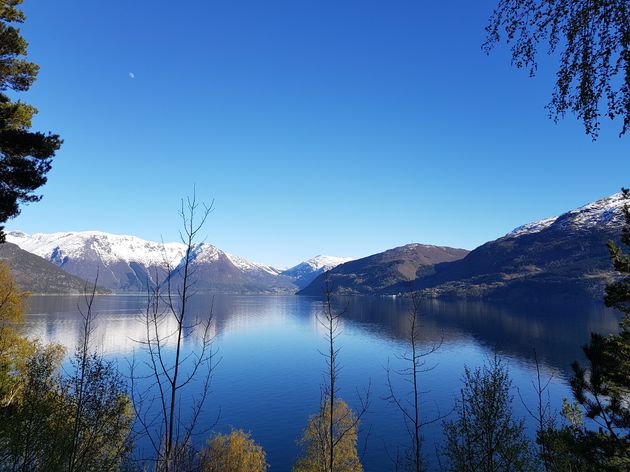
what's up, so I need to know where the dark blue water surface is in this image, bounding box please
[25,295,620,471]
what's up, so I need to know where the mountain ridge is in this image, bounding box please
[5,231,351,294]
[298,243,470,295]
[0,241,107,294]
[390,192,627,300]
[7,192,626,299]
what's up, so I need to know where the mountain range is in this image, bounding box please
[390,191,626,301]
[297,192,625,300]
[4,231,353,294]
[4,192,627,300]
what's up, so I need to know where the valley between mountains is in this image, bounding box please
[2,192,626,301]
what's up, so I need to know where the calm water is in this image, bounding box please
[24,295,620,471]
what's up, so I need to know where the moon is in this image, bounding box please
[128,72,135,79]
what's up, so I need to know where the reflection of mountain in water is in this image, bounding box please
[25,295,620,377]
[333,296,620,376]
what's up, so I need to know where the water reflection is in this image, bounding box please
[23,294,621,472]
[25,295,618,375]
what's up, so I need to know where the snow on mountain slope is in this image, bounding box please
[7,231,185,268]
[225,252,282,275]
[558,191,627,229]
[505,192,627,239]
[281,255,354,289]
[304,255,354,271]
[283,255,354,277]
[508,217,559,238]
[6,231,290,293]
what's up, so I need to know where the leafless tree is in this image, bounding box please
[130,193,218,472]
[384,292,444,472]
[517,350,555,472]
[312,273,370,472]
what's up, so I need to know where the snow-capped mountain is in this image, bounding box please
[281,255,354,289]
[506,192,627,238]
[400,191,628,300]
[6,231,292,293]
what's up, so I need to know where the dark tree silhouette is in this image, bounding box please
[0,0,62,241]
[484,0,630,139]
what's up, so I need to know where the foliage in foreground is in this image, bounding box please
[0,262,132,471]
[199,429,268,472]
[442,356,536,472]
[0,0,62,241]
[293,399,363,472]
[484,0,630,139]
[0,261,31,406]
[540,190,630,471]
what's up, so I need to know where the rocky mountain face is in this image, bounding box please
[281,255,354,289]
[6,231,295,294]
[298,244,469,295]
[0,242,102,294]
[396,192,627,301]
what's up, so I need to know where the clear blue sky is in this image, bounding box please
[7,0,629,267]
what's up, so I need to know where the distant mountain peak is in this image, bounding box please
[281,255,355,289]
[302,255,354,271]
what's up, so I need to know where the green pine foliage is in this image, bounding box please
[442,356,536,472]
[0,0,62,241]
[552,189,630,470]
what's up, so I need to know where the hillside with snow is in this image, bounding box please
[6,231,293,293]
[8,192,627,299]
[396,192,628,300]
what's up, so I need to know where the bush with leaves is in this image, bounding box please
[293,399,362,472]
[199,429,268,472]
[0,343,66,471]
[0,269,133,471]
[0,261,32,406]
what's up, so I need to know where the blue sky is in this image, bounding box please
[7,0,629,267]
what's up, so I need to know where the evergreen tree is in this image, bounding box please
[0,0,62,241]
[562,189,630,470]
[442,356,536,472]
